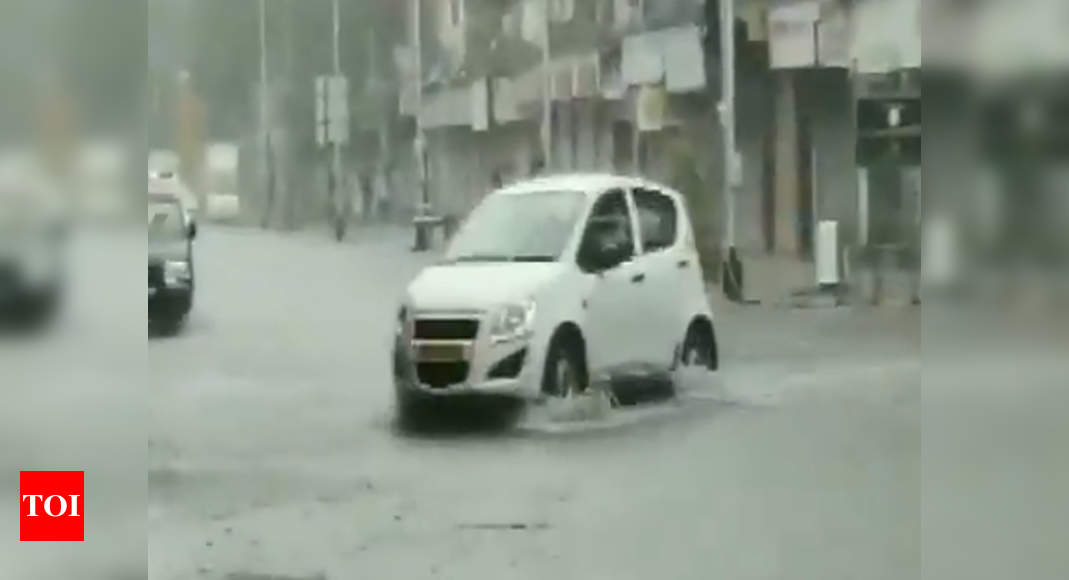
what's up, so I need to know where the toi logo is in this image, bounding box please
[19,471,84,542]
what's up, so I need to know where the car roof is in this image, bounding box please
[496,173,680,199]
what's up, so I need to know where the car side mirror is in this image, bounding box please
[187,220,197,240]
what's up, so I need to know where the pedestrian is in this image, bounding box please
[360,174,373,222]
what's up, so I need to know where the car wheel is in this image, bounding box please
[9,289,60,331]
[150,315,185,336]
[542,335,586,398]
[395,388,429,430]
[679,323,715,371]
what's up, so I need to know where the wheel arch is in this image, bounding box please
[545,321,589,385]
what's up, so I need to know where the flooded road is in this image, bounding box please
[147,226,920,580]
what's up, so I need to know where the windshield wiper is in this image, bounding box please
[449,253,556,263]
[451,253,511,263]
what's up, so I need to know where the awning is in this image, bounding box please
[420,87,472,129]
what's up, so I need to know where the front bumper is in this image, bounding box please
[0,261,58,306]
[392,333,544,399]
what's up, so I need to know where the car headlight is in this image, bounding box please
[163,260,191,286]
[489,300,536,344]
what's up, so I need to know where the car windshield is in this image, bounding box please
[148,199,185,240]
[445,190,587,262]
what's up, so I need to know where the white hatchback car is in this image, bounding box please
[393,174,718,419]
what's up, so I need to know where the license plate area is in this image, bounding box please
[412,341,469,363]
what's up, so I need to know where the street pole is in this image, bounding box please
[259,0,273,229]
[540,0,552,170]
[331,0,345,240]
[412,0,431,250]
[719,0,743,300]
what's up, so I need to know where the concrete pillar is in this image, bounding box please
[773,72,800,255]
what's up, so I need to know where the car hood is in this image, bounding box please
[406,261,565,312]
[148,239,188,263]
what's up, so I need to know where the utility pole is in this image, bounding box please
[540,0,552,169]
[259,0,273,229]
[719,0,744,300]
[331,0,345,240]
[412,0,433,250]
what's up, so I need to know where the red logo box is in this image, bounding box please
[19,471,84,542]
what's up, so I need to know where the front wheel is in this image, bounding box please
[541,336,586,398]
[395,387,430,431]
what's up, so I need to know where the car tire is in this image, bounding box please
[679,322,716,371]
[395,388,429,431]
[541,333,587,398]
[150,313,186,336]
[6,287,61,331]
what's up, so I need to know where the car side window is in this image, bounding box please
[576,189,635,271]
[633,188,678,253]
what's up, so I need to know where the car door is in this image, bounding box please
[632,186,685,370]
[578,189,644,380]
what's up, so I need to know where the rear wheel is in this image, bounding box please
[680,323,716,371]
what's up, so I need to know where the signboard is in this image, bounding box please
[622,33,664,85]
[471,77,489,131]
[636,85,668,132]
[817,2,851,68]
[850,0,920,73]
[768,1,819,69]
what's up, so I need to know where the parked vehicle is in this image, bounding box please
[149,171,199,223]
[148,188,197,332]
[0,152,68,330]
[392,174,718,422]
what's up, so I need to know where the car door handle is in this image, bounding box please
[631,273,646,283]
[677,259,690,269]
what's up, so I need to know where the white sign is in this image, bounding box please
[817,2,851,68]
[636,85,668,132]
[768,1,819,69]
[471,77,489,132]
[622,33,664,85]
[851,0,920,73]
[816,220,840,285]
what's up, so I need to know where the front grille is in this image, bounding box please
[413,318,479,340]
[416,362,470,388]
[148,264,163,288]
